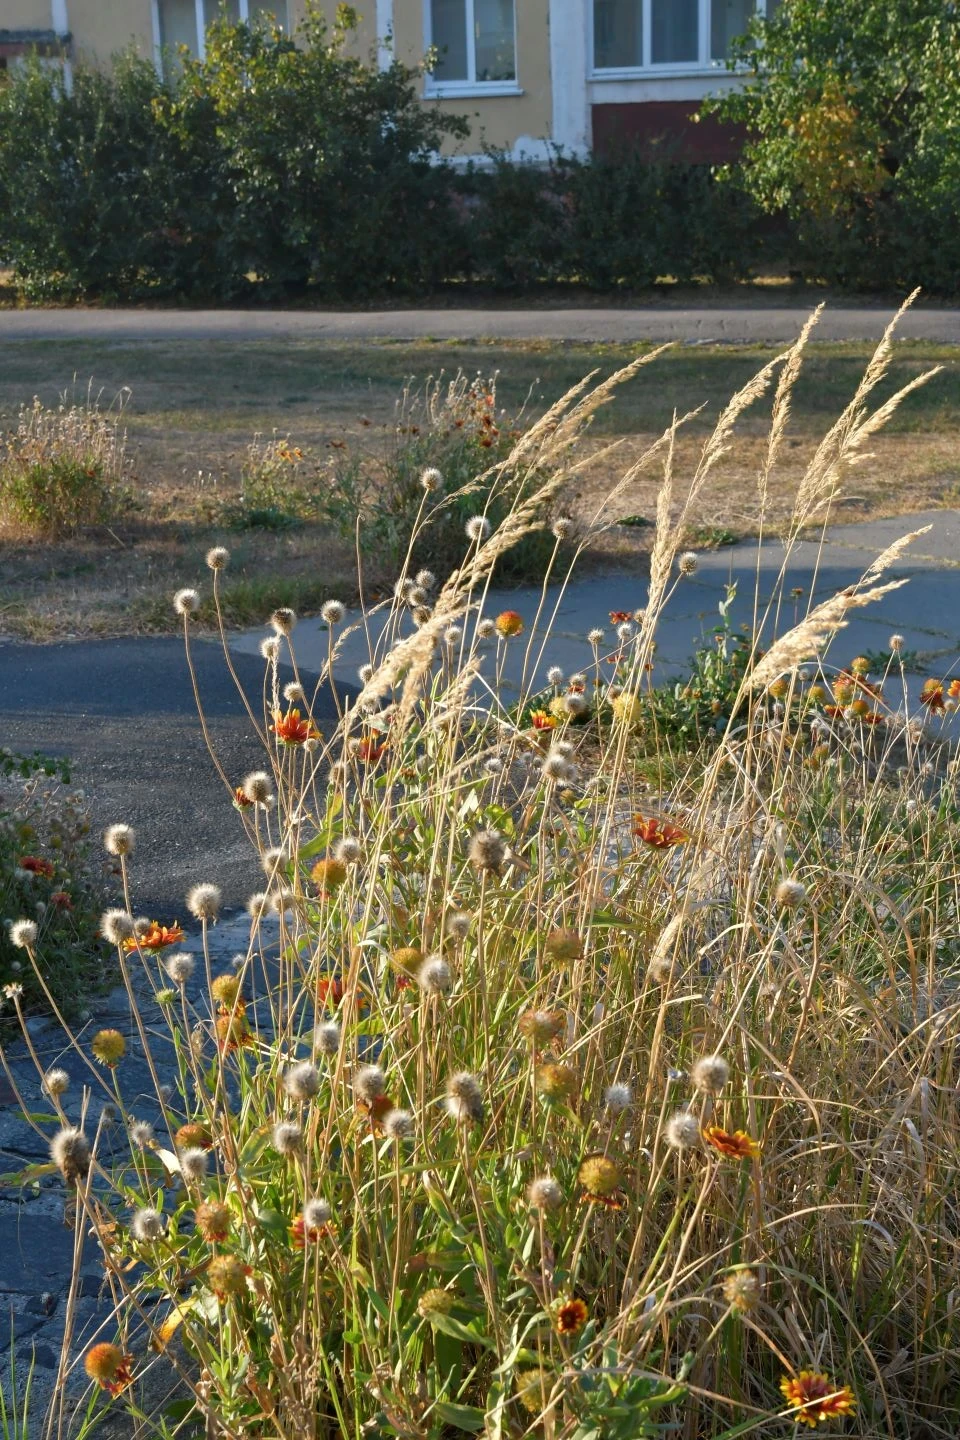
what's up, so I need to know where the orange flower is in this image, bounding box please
[215,1007,253,1053]
[84,1342,134,1395]
[125,921,184,952]
[495,610,524,638]
[950,679,960,699]
[18,856,54,877]
[633,815,688,849]
[553,1297,588,1336]
[233,786,254,810]
[317,975,344,1007]
[780,1371,856,1428]
[609,611,631,624]
[270,708,319,745]
[358,1093,394,1131]
[356,734,388,764]
[530,709,557,731]
[50,890,73,909]
[920,679,945,712]
[703,1125,760,1161]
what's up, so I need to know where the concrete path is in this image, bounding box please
[230,510,960,700]
[3,305,960,345]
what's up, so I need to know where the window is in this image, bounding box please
[428,0,516,87]
[593,0,774,71]
[158,0,287,70]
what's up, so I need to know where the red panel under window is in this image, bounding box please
[592,102,745,164]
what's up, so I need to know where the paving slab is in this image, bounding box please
[229,510,960,705]
[3,305,960,345]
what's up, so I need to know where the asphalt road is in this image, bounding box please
[2,304,960,345]
[0,636,342,918]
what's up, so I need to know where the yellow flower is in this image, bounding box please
[780,1371,856,1427]
[91,1029,125,1068]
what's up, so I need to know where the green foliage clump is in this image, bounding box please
[0,394,129,537]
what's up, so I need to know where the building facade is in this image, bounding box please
[2,0,774,160]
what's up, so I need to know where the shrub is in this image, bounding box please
[0,392,130,537]
[6,309,958,1437]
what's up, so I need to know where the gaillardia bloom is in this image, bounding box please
[494,610,524,638]
[780,1371,856,1427]
[634,815,688,849]
[84,1342,133,1395]
[125,921,184,952]
[270,708,319,745]
[702,1125,760,1161]
[530,709,558,731]
[311,857,348,896]
[553,1296,588,1336]
[206,1254,251,1301]
[18,856,54,877]
[920,678,945,712]
[578,1153,623,1207]
[91,1029,126,1068]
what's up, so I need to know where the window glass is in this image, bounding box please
[249,0,288,28]
[204,0,240,25]
[475,0,515,81]
[158,0,199,57]
[594,0,642,68]
[431,0,469,81]
[651,0,698,62]
[711,0,755,58]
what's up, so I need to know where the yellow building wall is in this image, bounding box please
[3,1,53,27]
[68,0,154,61]
[392,0,553,155]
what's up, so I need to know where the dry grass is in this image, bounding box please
[0,337,957,639]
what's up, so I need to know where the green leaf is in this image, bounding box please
[427,1312,495,1351]
[432,1401,485,1433]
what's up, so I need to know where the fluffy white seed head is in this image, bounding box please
[588,628,605,645]
[104,824,135,857]
[205,545,229,571]
[178,1146,209,1182]
[469,828,506,875]
[418,956,452,995]
[357,663,375,684]
[355,1065,387,1103]
[889,634,905,653]
[692,1054,730,1096]
[270,607,296,635]
[50,1128,90,1184]
[420,467,443,492]
[604,1082,633,1113]
[247,892,270,920]
[187,883,221,922]
[546,666,565,686]
[334,836,362,865]
[415,568,436,590]
[164,951,195,986]
[260,636,280,662]
[445,1072,483,1125]
[314,1020,341,1056]
[173,588,200,616]
[476,618,496,640]
[541,751,572,782]
[551,516,573,540]
[303,1198,331,1230]
[42,1068,70,1098]
[678,551,698,576]
[465,516,491,543]
[241,771,273,806]
[383,1108,414,1142]
[666,1111,701,1150]
[271,1121,302,1156]
[100,909,136,945]
[563,693,588,718]
[283,681,305,703]
[283,1060,321,1102]
[528,1176,563,1212]
[9,920,37,950]
[128,1120,154,1148]
[775,878,807,910]
[321,600,345,625]
[131,1206,165,1242]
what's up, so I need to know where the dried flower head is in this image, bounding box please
[84,1343,133,1395]
[475,618,496,639]
[518,1009,565,1046]
[9,919,37,950]
[128,1120,154,1148]
[465,516,491,543]
[418,1288,455,1320]
[722,1268,761,1313]
[528,1176,564,1212]
[178,1146,210,1183]
[50,1127,91,1185]
[270,606,297,635]
[551,515,573,540]
[604,1082,633,1113]
[563,692,588,718]
[131,1206,165,1243]
[354,1065,387,1103]
[175,1122,212,1150]
[311,857,348,895]
[678,551,698,576]
[302,1197,332,1233]
[515,1368,553,1415]
[468,828,506,875]
[383,1108,414,1142]
[42,1067,70,1098]
[775,878,807,910]
[692,1054,730,1095]
[173,588,200,616]
[206,1254,250,1301]
[163,951,195,986]
[420,466,443,492]
[334,836,362,865]
[272,1121,302,1157]
[195,1198,232,1243]
[415,568,436,590]
[541,751,572,782]
[283,1060,321,1102]
[445,1071,484,1126]
[187,883,221,922]
[314,1019,341,1056]
[100,909,135,945]
[321,600,346,625]
[91,1029,126,1068]
[577,1154,621,1201]
[544,927,582,967]
[260,636,281,663]
[104,824,135,857]
[536,1063,578,1102]
[588,627,605,645]
[206,545,229,571]
[446,910,471,939]
[418,956,452,995]
[889,634,905,653]
[241,771,273,806]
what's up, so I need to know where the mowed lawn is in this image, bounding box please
[0,336,957,639]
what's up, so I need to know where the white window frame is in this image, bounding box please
[151,0,283,66]
[423,0,522,98]
[590,0,774,79]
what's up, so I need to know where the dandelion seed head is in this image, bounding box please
[383,1108,414,1142]
[283,681,305,703]
[692,1054,730,1095]
[104,824,135,857]
[604,1082,633,1113]
[678,551,698,576]
[43,1068,70,1098]
[50,1127,91,1185]
[178,1146,209,1182]
[187,883,221,922]
[420,467,443,492]
[270,607,296,635]
[131,1206,165,1242]
[205,545,229,571]
[283,1060,321,1102]
[666,1111,701,1150]
[465,516,491,543]
[314,1020,341,1056]
[321,600,345,625]
[271,1121,301,1157]
[355,1065,387,1103]
[173,588,200,616]
[775,878,807,910]
[418,956,451,995]
[528,1176,564,1212]
[9,919,37,950]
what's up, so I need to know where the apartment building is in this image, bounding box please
[1,0,775,159]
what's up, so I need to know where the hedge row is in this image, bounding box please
[0,16,957,300]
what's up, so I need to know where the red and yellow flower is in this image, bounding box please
[702,1125,760,1161]
[270,708,319,745]
[633,815,688,849]
[125,921,184,952]
[920,679,945,712]
[780,1371,856,1428]
[18,855,54,877]
[494,610,524,638]
[355,734,388,764]
[233,786,254,810]
[530,709,557,732]
[553,1296,588,1336]
[84,1342,134,1395]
